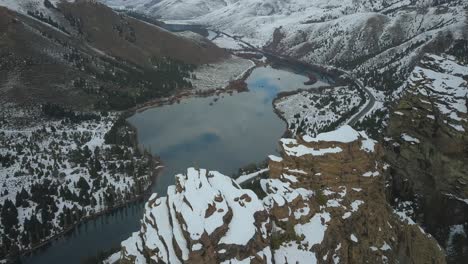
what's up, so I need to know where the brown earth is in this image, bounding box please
[58,0,227,67]
[0,1,228,110]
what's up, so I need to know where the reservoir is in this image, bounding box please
[22,65,330,264]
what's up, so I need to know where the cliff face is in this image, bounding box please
[385,53,468,261]
[266,126,444,264]
[115,126,445,264]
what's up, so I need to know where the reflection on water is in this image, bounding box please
[130,66,328,196]
[21,66,329,264]
[22,203,144,264]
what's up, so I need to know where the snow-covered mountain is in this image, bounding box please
[102,0,438,21]
[100,0,467,98]
[100,0,464,46]
[102,0,237,20]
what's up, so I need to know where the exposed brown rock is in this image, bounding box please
[116,126,445,264]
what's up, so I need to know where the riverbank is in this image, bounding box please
[214,31,375,128]
[132,59,257,114]
[20,164,161,258]
[0,105,165,262]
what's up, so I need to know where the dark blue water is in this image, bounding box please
[22,66,329,264]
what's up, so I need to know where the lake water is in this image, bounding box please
[22,66,329,264]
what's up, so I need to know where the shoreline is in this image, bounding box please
[131,59,257,114]
[272,85,340,139]
[20,156,164,259]
[17,111,164,259]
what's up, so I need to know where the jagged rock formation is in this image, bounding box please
[385,52,468,262]
[113,126,445,264]
[119,168,271,264]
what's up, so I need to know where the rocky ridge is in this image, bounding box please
[112,125,445,264]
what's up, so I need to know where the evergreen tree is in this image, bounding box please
[1,199,18,231]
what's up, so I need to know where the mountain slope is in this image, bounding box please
[102,0,236,20]
[0,0,227,110]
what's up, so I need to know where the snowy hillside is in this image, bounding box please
[100,0,466,46]
[0,0,75,14]
[0,104,157,254]
[274,85,364,137]
[102,0,236,20]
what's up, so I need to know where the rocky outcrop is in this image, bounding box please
[385,53,468,262]
[114,126,445,264]
[119,168,271,264]
[266,126,445,264]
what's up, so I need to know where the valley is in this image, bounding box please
[0,0,467,264]
[19,53,358,264]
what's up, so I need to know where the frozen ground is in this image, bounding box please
[274,86,363,137]
[188,55,254,91]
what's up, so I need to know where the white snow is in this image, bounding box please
[120,168,271,262]
[212,34,245,50]
[275,87,362,137]
[303,125,359,143]
[286,168,307,174]
[189,56,254,91]
[342,212,352,219]
[350,200,364,212]
[282,174,298,183]
[103,252,121,264]
[380,242,391,251]
[192,243,203,251]
[295,212,331,249]
[401,133,420,144]
[359,131,376,153]
[274,242,317,264]
[362,171,380,177]
[269,155,283,162]
[281,138,343,157]
[236,168,269,184]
